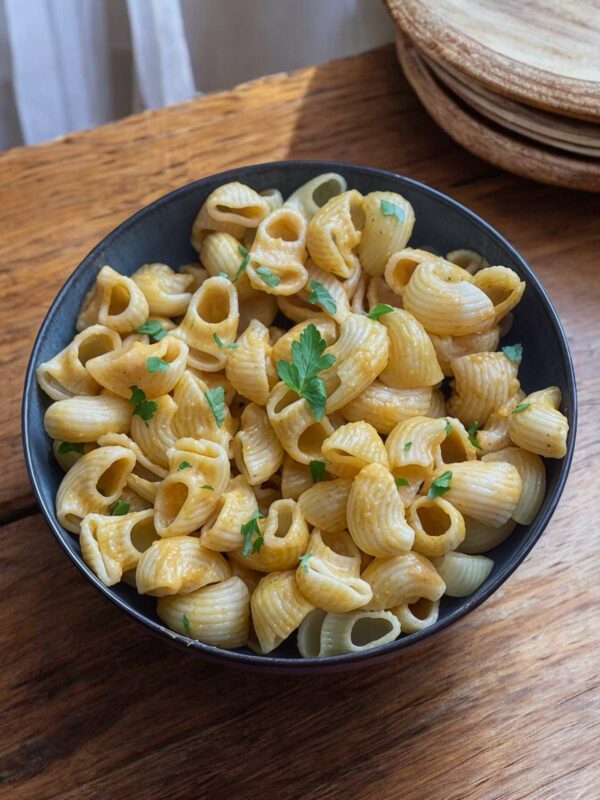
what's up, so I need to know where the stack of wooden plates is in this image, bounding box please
[386,0,600,191]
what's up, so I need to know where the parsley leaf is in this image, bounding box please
[444,419,453,436]
[109,498,130,516]
[365,303,394,320]
[146,356,169,373]
[177,460,191,470]
[135,320,167,341]
[403,441,412,453]
[308,280,337,315]
[201,484,214,491]
[58,441,84,454]
[512,402,530,414]
[298,554,312,573]
[394,476,409,487]
[427,471,452,499]
[205,386,225,427]
[502,343,523,362]
[466,421,482,449]
[182,613,191,636]
[128,385,157,421]
[256,265,280,288]
[240,510,265,556]
[309,460,326,483]
[275,323,336,420]
[380,199,405,221]
[213,332,237,349]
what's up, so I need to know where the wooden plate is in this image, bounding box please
[423,57,600,158]
[396,35,600,192]
[387,0,600,121]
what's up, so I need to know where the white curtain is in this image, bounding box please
[0,0,393,149]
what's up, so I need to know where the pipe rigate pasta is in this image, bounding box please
[39,174,567,657]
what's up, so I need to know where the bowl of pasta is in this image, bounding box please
[23,161,576,671]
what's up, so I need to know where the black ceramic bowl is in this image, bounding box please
[23,161,577,672]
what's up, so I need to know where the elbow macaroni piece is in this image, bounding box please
[359,191,415,276]
[298,609,401,657]
[482,446,546,525]
[340,382,433,434]
[391,597,440,633]
[225,319,274,405]
[157,576,250,648]
[77,265,149,333]
[44,395,131,442]
[508,387,568,458]
[284,172,347,220]
[200,475,258,552]
[306,190,364,279]
[132,263,193,317]
[407,496,466,557]
[199,232,255,300]
[267,383,334,464]
[136,536,230,596]
[458,515,517,554]
[362,552,446,611]
[231,498,309,572]
[97,432,166,502]
[432,552,494,597]
[232,403,284,486]
[251,570,315,654]
[322,421,389,478]
[298,477,352,532]
[447,351,519,427]
[347,464,414,557]
[379,309,443,389]
[247,207,308,295]
[281,456,314,500]
[384,247,438,295]
[429,328,500,376]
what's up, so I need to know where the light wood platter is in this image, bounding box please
[387,0,600,121]
[424,57,600,158]
[396,35,600,192]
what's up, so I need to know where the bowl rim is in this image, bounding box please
[22,159,578,671]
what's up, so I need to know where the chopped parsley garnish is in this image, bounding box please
[128,385,157,421]
[502,343,523,362]
[213,333,237,349]
[256,265,280,288]
[177,460,191,470]
[403,441,413,453]
[200,484,214,491]
[466,421,482,450]
[380,198,405,221]
[365,303,394,320]
[58,441,84,454]
[298,554,312,573]
[205,386,225,427]
[427,471,452,499]
[135,320,167,341]
[512,402,530,414]
[276,323,336,420]
[108,498,130,516]
[236,245,250,279]
[394,476,409,487]
[308,280,337,315]
[240,510,265,556]
[182,614,191,636]
[309,460,326,483]
[444,419,453,436]
[146,356,169,373]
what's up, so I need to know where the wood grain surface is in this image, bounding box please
[1,45,599,799]
[386,0,600,119]
[397,36,600,192]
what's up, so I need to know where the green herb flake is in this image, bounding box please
[108,498,130,516]
[394,476,409,487]
[128,385,157,421]
[256,265,280,288]
[146,356,169,373]
[427,471,452,499]
[403,441,413,453]
[308,280,337,315]
[240,510,265,557]
[182,614,191,636]
[177,460,191,470]
[58,441,84,455]
[135,320,167,341]
[298,554,312,573]
[309,460,326,483]
[276,323,336,420]
[201,484,214,491]
[512,402,530,414]
[213,332,237,349]
[444,419,453,436]
[365,303,394,320]
[236,245,250,280]
[218,270,230,280]
[466,421,482,450]
[205,386,226,428]
[502,343,523,362]
[380,199,406,221]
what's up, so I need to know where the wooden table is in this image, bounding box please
[1,46,598,800]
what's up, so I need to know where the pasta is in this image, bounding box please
[38,174,568,659]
